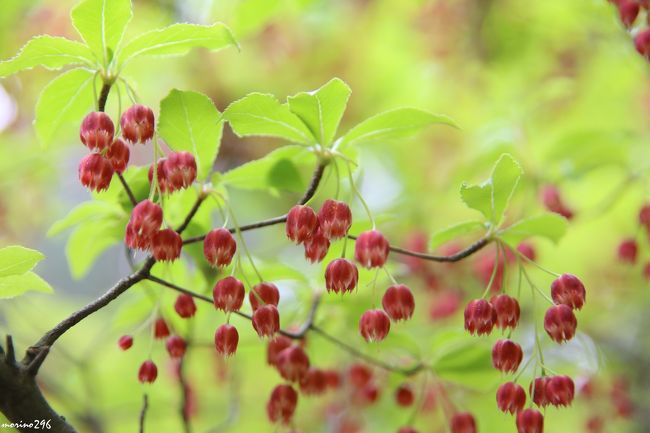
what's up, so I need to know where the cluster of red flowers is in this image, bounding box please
[462,261,585,433]
[607,0,650,59]
[286,201,415,346]
[78,105,153,191]
[616,203,650,279]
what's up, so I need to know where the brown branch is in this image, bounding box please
[138,393,149,433]
[117,173,138,207]
[97,82,111,112]
[176,194,207,235]
[348,234,491,263]
[298,162,327,205]
[0,336,78,433]
[23,257,156,369]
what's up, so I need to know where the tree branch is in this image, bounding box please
[348,234,491,263]
[139,394,149,433]
[23,258,156,369]
[176,194,207,235]
[117,173,138,207]
[0,336,78,433]
[97,82,111,112]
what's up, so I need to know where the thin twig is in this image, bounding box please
[22,257,156,370]
[176,194,207,234]
[117,173,138,207]
[97,82,111,112]
[139,393,149,433]
[347,235,491,263]
[178,357,192,433]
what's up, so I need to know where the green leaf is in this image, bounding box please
[223,93,316,144]
[337,108,456,150]
[34,68,95,146]
[221,145,314,192]
[430,330,498,389]
[71,0,132,64]
[491,154,523,224]
[0,36,95,77]
[66,218,125,279]
[498,213,569,245]
[430,221,486,250]
[544,130,632,176]
[459,183,492,222]
[48,201,125,237]
[0,272,53,299]
[158,89,224,180]
[287,78,351,146]
[118,23,238,65]
[460,154,523,225]
[0,246,45,277]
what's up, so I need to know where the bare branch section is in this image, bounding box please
[0,337,77,433]
[349,234,491,263]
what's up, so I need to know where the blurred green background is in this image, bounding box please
[1,0,649,432]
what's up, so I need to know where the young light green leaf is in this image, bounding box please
[287,77,351,146]
[337,108,456,150]
[498,213,569,245]
[0,246,45,277]
[118,23,238,65]
[223,93,316,144]
[491,154,523,225]
[460,154,522,225]
[459,182,492,222]
[35,68,95,146]
[222,145,314,192]
[429,330,498,389]
[0,36,95,77]
[48,201,126,237]
[71,0,132,64]
[158,89,223,180]
[0,272,53,299]
[66,218,125,279]
[430,221,486,250]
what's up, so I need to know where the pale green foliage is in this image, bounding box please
[430,221,486,250]
[337,108,456,150]
[34,68,95,145]
[0,245,45,277]
[287,77,351,146]
[118,23,238,66]
[0,36,94,77]
[499,213,569,245]
[460,153,523,226]
[221,145,315,193]
[48,201,127,278]
[158,89,224,180]
[71,0,132,65]
[0,245,52,298]
[224,93,316,144]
